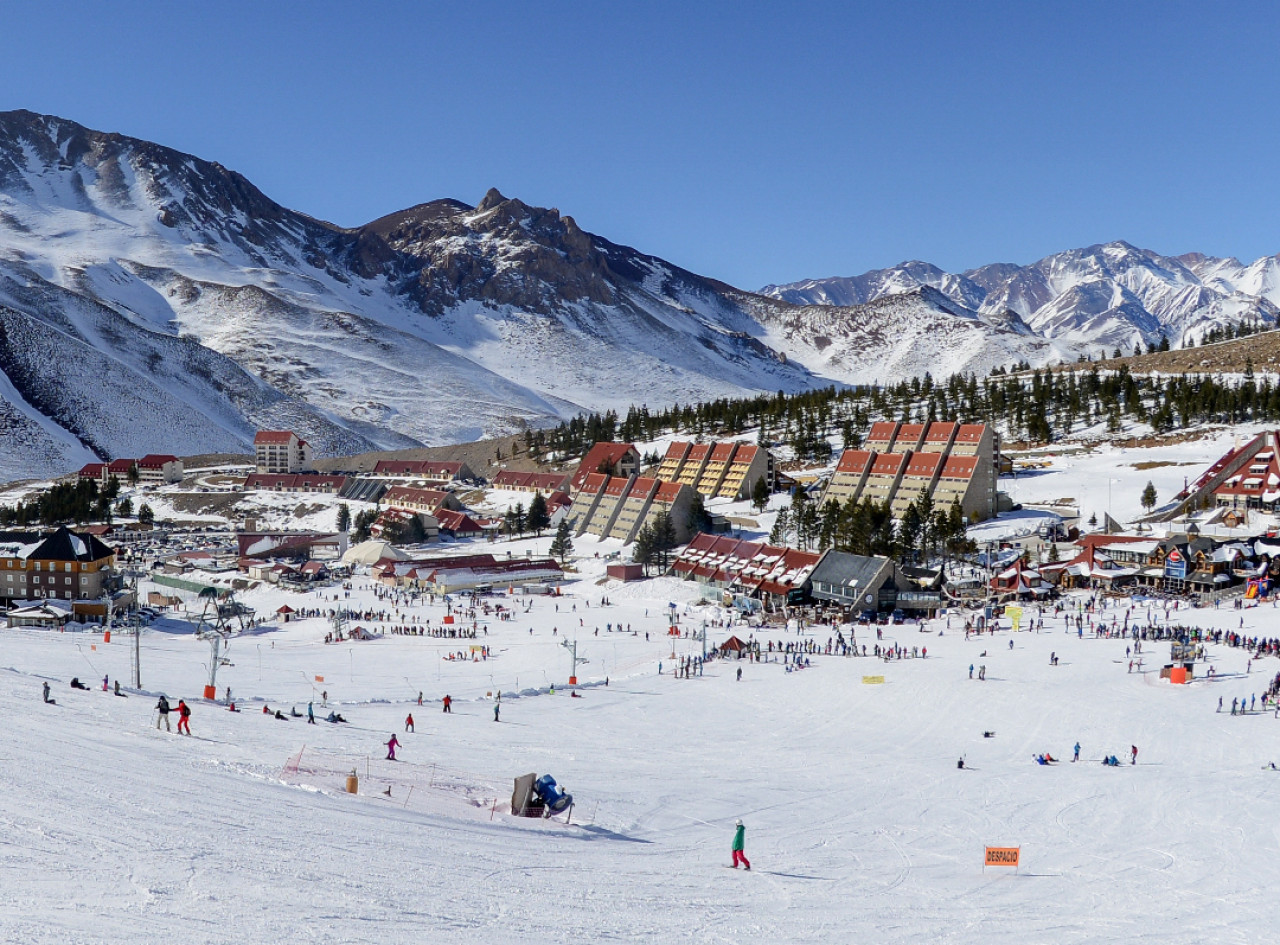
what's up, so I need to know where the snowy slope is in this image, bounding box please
[4,547,1280,942]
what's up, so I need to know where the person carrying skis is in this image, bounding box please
[386,734,400,761]
[156,695,172,731]
[177,699,191,735]
[731,819,751,870]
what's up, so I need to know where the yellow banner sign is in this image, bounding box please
[985,846,1020,867]
[861,675,885,685]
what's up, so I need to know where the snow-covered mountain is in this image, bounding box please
[761,242,1280,356]
[0,110,819,480]
[3,108,1277,483]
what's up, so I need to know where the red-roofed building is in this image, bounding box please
[892,451,946,515]
[434,508,486,539]
[372,459,476,482]
[490,470,571,494]
[254,430,312,473]
[382,486,464,515]
[823,450,875,505]
[894,423,927,452]
[78,463,106,482]
[921,421,959,453]
[672,533,821,606]
[570,443,641,492]
[649,440,773,501]
[136,454,184,483]
[864,421,900,451]
[244,473,348,494]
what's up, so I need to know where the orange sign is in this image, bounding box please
[314,675,325,683]
[985,846,1020,867]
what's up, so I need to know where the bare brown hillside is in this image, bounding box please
[1056,330,1280,375]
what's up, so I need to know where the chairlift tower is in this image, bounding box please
[560,637,588,686]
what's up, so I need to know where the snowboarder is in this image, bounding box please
[307,701,316,724]
[731,819,751,870]
[177,699,191,735]
[114,680,124,697]
[405,713,415,733]
[70,677,89,690]
[386,734,400,760]
[957,757,965,769]
[156,695,172,731]
[42,681,54,705]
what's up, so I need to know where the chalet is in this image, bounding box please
[254,430,312,474]
[434,508,486,539]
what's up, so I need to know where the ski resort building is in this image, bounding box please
[570,443,642,492]
[0,526,117,605]
[670,533,821,608]
[382,486,464,515]
[821,421,998,522]
[79,455,185,485]
[254,431,312,474]
[371,460,476,482]
[652,441,774,501]
[567,474,698,544]
[491,471,572,494]
[243,473,348,494]
[1176,431,1280,513]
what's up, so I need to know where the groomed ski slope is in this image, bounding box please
[2,569,1278,943]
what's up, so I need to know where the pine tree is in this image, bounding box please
[137,503,155,525]
[549,520,574,563]
[632,523,655,573]
[336,503,351,532]
[751,475,770,514]
[1140,481,1157,513]
[115,497,133,518]
[526,492,550,536]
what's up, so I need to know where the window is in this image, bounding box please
[64,563,71,572]
[34,561,41,571]
[65,577,71,586]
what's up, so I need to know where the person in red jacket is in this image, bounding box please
[442,695,452,713]
[177,699,191,735]
[405,713,415,733]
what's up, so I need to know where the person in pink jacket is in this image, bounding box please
[386,734,400,761]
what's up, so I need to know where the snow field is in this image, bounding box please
[4,567,1280,942]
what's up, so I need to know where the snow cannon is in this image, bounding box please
[533,774,573,813]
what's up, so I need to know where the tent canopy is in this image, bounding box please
[341,540,409,565]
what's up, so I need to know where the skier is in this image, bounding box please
[177,699,191,735]
[417,691,423,706]
[102,675,109,691]
[42,681,54,705]
[731,819,751,870]
[156,695,172,732]
[1130,745,1138,765]
[307,701,316,724]
[442,695,452,713]
[405,713,415,733]
[386,734,400,761]
[494,700,501,722]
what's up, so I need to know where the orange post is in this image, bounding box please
[203,684,217,700]
[103,630,111,643]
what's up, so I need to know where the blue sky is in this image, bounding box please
[3,1,1277,288]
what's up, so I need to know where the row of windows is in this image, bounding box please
[3,560,79,571]
[5,573,89,585]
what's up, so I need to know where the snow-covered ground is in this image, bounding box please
[6,543,1280,942]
